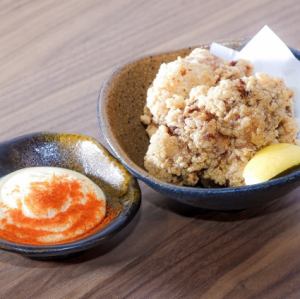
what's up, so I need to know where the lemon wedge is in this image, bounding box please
[243,143,300,185]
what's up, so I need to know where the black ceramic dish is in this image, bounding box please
[0,132,141,258]
[98,41,300,210]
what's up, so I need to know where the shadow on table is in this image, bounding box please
[63,210,142,263]
[145,188,298,222]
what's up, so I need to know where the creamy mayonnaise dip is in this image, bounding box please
[0,167,106,245]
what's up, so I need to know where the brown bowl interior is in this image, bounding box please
[102,42,243,172]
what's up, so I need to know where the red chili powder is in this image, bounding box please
[0,175,117,245]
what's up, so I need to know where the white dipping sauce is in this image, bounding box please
[0,167,106,245]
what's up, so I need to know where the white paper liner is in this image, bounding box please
[210,25,300,136]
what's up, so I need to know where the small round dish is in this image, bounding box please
[0,132,141,258]
[98,41,300,210]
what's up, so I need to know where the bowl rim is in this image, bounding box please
[98,41,300,195]
[0,132,141,257]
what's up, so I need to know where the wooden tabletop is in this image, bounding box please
[1,0,300,298]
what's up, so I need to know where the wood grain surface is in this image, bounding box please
[1,0,300,298]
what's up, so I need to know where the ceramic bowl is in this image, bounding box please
[98,41,300,210]
[0,132,141,258]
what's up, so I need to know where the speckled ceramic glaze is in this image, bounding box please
[98,41,300,210]
[0,132,141,258]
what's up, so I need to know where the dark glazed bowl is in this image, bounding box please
[0,132,141,258]
[98,41,300,210]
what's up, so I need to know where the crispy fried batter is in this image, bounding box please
[141,49,297,186]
